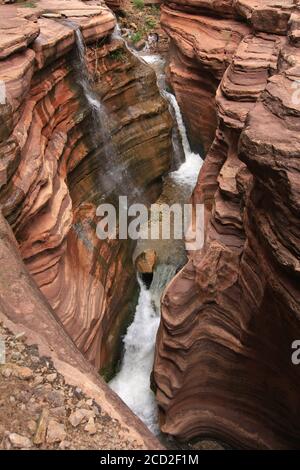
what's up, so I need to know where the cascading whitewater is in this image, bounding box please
[142,55,202,188]
[109,265,176,434]
[68,21,141,201]
[109,277,160,434]
[69,23,116,151]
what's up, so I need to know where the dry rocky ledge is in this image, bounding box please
[0,322,143,450]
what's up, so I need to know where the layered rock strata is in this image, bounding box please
[161,2,250,151]
[0,0,172,375]
[0,211,163,449]
[154,0,300,449]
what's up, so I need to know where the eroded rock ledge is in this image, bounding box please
[0,0,172,377]
[154,0,300,449]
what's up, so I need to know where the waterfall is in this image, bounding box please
[141,55,203,188]
[69,21,118,161]
[166,91,202,187]
[109,265,176,435]
[111,26,203,186]
[67,20,141,202]
[111,23,140,60]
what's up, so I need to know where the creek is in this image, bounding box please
[109,50,203,434]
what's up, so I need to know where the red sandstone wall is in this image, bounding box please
[154,0,300,449]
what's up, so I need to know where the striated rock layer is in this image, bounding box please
[154,0,300,449]
[161,1,250,151]
[0,211,163,449]
[0,0,172,375]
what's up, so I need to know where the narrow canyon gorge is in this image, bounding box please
[0,0,299,452]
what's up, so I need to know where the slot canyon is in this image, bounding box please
[0,0,299,452]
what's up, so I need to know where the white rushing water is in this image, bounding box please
[110,29,203,190]
[110,266,176,434]
[70,22,141,201]
[109,278,160,434]
[166,92,202,187]
[141,54,203,188]
[109,52,203,435]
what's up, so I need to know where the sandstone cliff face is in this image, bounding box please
[161,0,250,151]
[154,0,300,449]
[0,0,172,375]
